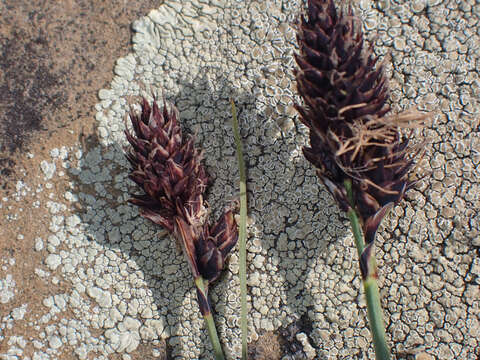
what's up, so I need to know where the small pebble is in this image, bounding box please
[45,254,62,271]
[34,238,44,252]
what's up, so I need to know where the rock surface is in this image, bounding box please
[0,0,479,359]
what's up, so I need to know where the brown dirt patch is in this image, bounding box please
[0,0,162,191]
[0,0,164,358]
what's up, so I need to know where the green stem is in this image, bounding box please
[204,313,225,360]
[345,180,390,360]
[364,277,390,360]
[195,277,226,360]
[230,99,248,360]
[347,208,365,259]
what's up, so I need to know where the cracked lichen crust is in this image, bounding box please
[2,0,479,359]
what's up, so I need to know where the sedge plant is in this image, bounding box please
[124,97,238,360]
[230,99,248,359]
[293,1,428,359]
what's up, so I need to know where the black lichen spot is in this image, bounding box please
[0,30,67,154]
[279,313,316,359]
[0,30,67,189]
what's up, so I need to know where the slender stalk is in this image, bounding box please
[345,180,390,360]
[344,180,365,259]
[195,276,226,360]
[347,208,365,259]
[364,277,390,360]
[230,99,248,360]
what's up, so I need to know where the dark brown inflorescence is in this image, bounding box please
[294,0,426,246]
[125,98,238,284]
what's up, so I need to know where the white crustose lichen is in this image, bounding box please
[0,1,479,359]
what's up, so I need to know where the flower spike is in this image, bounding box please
[125,97,238,360]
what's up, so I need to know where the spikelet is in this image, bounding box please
[125,98,238,283]
[294,0,427,246]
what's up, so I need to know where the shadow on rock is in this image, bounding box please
[67,68,349,359]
